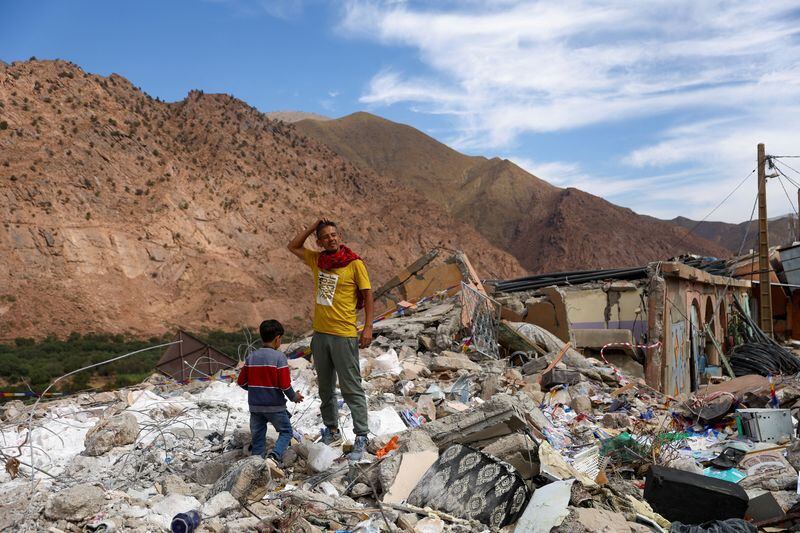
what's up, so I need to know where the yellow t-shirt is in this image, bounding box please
[304,249,371,337]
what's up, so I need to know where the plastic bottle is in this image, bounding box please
[171,510,201,533]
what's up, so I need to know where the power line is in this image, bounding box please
[772,161,800,190]
[776,175,799,217]
[677,168,756,246]
[773,158,800,181]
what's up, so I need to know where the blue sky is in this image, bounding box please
[3,1,800,223]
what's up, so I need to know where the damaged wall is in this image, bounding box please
[653,262,751,396]
[523,282,646,349]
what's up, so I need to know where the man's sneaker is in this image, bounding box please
[349,435,369,461]
[320,427,342,445]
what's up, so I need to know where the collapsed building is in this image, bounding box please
[3,251,800,532]
[491,261,751,396]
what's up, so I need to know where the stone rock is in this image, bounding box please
[209,456,273,504]
[418,335,435,351]
[430,354,481,372]
[162,474,190,495]
[1,400,25,421]
[223,517,261,532]
[570,395,592,414]
[574,508,631,532]
[378,454,403,494]
[350,483,372,497]
[504,368,524,382]
[83,412,139,456]
[786,439,800,471]
[522,357,548,375]
[230,427,252,450]
[480,374,499,400]
[482,433,539,478]
[202,491,240,518]
[367,377,396,393]
[601,412,630,429]
[193,449,246,485]
[397,512,419,531]
[398,345,417,360]
[44,484,106,522]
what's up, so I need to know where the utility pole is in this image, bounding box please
[757,143,774,337]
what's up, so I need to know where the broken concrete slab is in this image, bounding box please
[573,508,632,532]
[44,484,106,522]
[514,478,573,533]
[430,353,481,372]
[541,368,581,390]
[601,412,631,429]
[209,456,273,504]
[202,491,240,518]
[570,395,592,414]
[421,394,531,449]
[192,449,247,485]
[521,357,548,375]
[83,412,139,456]
[482,433,540,479]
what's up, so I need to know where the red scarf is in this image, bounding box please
[317,245,365,309]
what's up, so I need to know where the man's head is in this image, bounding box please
[316,220,340,252]
[259,319,284,348]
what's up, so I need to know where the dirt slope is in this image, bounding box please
[0,60,525,340]
[296,112,729,272]
[672,215,798,253]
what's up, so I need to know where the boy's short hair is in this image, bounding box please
[259,319,284,343]
[315,220,337,238]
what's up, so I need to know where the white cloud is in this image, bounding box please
[338,0,800,220]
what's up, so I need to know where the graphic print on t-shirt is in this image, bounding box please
[316,271,339,306]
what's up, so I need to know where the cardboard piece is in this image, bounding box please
[383,449,439,504]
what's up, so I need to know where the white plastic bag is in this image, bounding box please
[307,442,342,473]
[370,348,402,377]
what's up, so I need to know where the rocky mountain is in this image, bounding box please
[0,60,525,340]
[671,215,798,254]
[265,111,330,123]
[295,112,729,273]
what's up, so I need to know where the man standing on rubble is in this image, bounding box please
[288,219,374,460]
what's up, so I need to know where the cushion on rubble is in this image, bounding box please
[406,444,530,528]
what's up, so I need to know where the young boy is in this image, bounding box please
[237,319,304,462]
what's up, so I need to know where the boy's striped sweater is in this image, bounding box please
[236,347,297,413]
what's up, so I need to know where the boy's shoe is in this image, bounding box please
[265,453,285,478]
[320,427,342,445]
[349,435,369,461]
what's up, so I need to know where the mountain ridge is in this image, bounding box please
[0,59,524,340]
[295,111,729,271]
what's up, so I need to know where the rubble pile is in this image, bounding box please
[4,293,800,532]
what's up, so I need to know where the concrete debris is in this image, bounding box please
[202,490,240,518]
[430,353,482,372]
[8,289,800,531]
[209,456,273,504]
[83,412,139,456]
[482,432,539,478]
[44,483,105,522]
[421,393,530,448]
